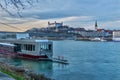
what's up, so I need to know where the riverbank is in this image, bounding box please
[0,58,51,80]
[0,71,15,80]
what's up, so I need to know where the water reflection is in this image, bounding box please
[8,59,53,77]
[0,57,69,79]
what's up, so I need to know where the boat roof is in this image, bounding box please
[0,39,52,44]
[35,40,49,42]
[0,42,15,47]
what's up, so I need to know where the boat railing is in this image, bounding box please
[52,56,69,64]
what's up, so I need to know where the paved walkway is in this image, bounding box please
[0,71,15,80]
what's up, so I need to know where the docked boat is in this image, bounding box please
[90,37,106,42]
[100,38,107,42]
[90,37,101,41]
[0,39,53,60]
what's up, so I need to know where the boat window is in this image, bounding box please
[40,43,52,51]
[23,44,35,51]
[14,44,21,52]
[48,44,52,50]
[32,45,35,51]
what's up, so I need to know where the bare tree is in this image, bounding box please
[0,0,39,31]
[0,0,38,17]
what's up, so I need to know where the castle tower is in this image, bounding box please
[48,21,50,27]
[95,21,98,31]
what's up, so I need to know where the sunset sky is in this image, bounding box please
[0,0,120,32]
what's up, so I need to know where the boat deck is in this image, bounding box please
[52,58,69,64]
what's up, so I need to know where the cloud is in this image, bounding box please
[1,15,120,32]
[0,0,120,32]
[98,21,120,30]
[0,16,95,32]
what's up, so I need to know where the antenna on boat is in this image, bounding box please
[0,21,22,31]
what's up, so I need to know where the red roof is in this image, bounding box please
[97,29,104,32]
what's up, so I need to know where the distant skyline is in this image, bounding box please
[0,0,120,32]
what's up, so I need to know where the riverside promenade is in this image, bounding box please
[0,71,15,80]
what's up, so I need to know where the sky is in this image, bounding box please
[0,0,120,32]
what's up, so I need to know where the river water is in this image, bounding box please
[2,40,120,80]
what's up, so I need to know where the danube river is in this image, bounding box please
[2,40,120,80]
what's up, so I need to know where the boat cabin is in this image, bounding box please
[0,39,53,59]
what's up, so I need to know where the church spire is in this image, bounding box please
[95,20,98,31]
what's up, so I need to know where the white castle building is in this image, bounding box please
[48,21,63,28]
